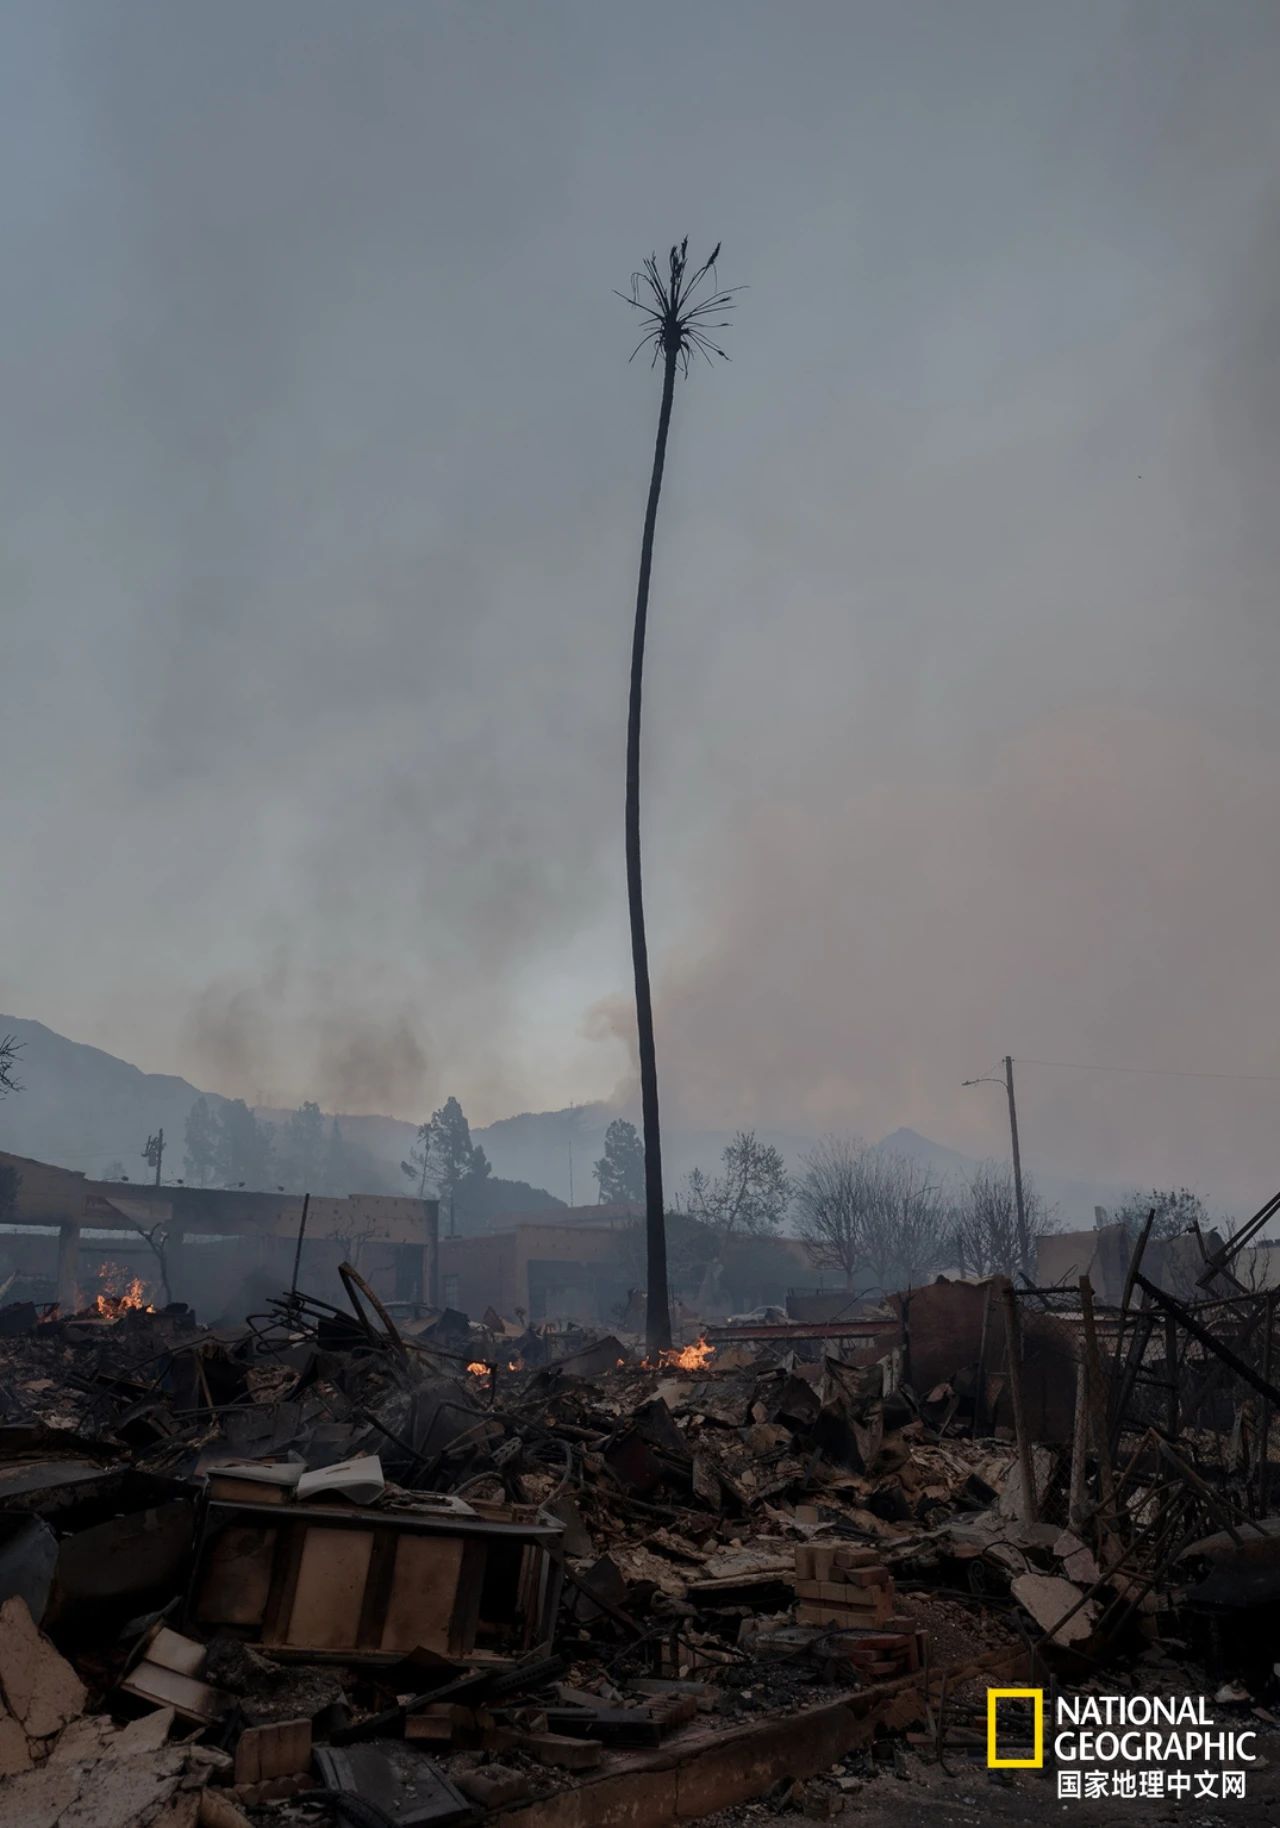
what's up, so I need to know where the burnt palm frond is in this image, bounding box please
[615,237,742,374]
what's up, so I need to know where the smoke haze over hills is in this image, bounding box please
[4,5,1280,1214]
[0,1015,1172,1230]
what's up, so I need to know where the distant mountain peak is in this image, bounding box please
[873,1126,976,1167]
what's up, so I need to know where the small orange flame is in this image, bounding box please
[658,1337,715,1371]
[506,1356,524,1372]
[92,1263,155,1317]
[467,1361,489,1377]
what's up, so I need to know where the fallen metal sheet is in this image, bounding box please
[0,1431,197,1636]
[0,1428,122,1515]
[0,1511,58,1622]
[47,1490,196,1633]
[313,1742,470,1826]
[1186,1551,1280,1612]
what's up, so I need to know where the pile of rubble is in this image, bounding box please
[1,1237,1278,1825]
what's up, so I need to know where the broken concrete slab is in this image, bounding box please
[1052,1528,1102,1586]
[48,1706,175,1768]
[0,1594,86,1742]
[0,1705,201,1828]
[0,1693,32,1779]
[1010,1571,1097,1646]
[0,1748,200,1828]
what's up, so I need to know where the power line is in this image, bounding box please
[1015,1056,1280,1086]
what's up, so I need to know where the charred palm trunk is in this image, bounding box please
[619,238,735,1357]
[629,343,678,1355]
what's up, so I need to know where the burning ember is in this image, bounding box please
[507,1356,524,1372]
[91,1263,155,1318]
[658,1337,715,1371]
[467,1361,489,1377]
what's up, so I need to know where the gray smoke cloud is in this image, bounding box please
[3,2,1280,1206]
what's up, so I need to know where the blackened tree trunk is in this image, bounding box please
[628,342,679,1355]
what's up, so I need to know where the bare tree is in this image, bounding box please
[683,1131,789,1243]
[865,1153,951,1290]
[619,239,738,1354]
[796,1139,950,1291]
[327,1219,377,1274]
[122,1216,172,1306]
[794,1137,869,1287]
[950,1159,1051,1280]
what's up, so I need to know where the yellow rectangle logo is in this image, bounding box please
[987,1688,1044,1768]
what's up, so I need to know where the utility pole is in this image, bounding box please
[143,1128,165,1187]
[962,1057,1031,1276]
[1004,1057,1029,1274]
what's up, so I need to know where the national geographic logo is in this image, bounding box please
[987,1688,1044,1768]
[986,1687,1259,1800]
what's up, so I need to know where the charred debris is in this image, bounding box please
[1,1199,1280,1828]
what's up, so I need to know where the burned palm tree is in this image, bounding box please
[619,239,737,1353]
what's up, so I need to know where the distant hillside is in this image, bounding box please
[0,1016,564,1214]
[0,1016,221,1177]
[474,1104,614,1205]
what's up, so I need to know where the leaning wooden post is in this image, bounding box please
[1001,1282,1038,1523]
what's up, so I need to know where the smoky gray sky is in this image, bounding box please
[5,0,1280,1208]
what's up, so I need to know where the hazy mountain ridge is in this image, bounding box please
[0,1016,565,1210]
[0,1015,1131,1224]
[0,1016,226,1175]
